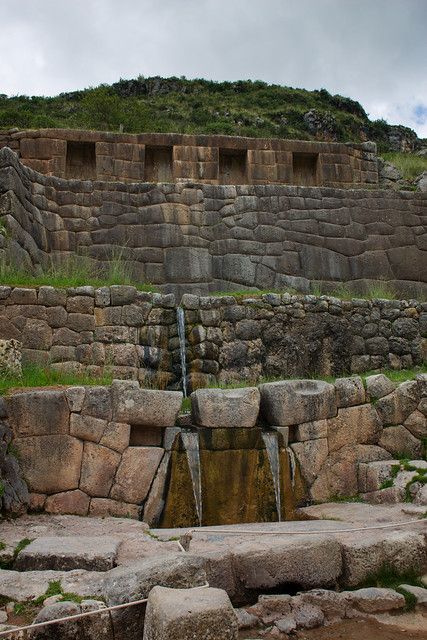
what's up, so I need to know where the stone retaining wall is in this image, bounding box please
[0,286,178,385]
[0,128,377,187]
[0,286,426,383]
[3,374,426,520]
[1,147,426,297]
[1,286,426,383]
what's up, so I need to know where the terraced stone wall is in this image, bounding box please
[1,147,426,298]
[0,128,378,187]
[0,286,426,384]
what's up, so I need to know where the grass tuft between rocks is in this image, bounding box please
[355,564,424,611]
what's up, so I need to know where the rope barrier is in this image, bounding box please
[0,583,210,638]
[185,518,427,537]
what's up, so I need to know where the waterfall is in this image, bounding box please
[176,307,187,397]
[180,429,202,526]
[262,431,282,522]
[287,446,297,488]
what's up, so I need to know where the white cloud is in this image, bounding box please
[1,0,426,136]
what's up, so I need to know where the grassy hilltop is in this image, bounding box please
[0,76,422,152]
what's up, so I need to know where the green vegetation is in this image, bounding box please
[0,541,6,551]
[382,152,427,181]
[0,537,33,569]
[0,76,419,151]
[355,564,424,611]
[0,363,113,396]
[0,253,156,291]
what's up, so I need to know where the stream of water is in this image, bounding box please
[176,306,188,397]
[180,429,202,525]
[262,430,282,522]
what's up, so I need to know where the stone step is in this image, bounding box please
[13,536,121,572]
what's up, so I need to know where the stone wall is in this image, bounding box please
[3,374,426,521]
[0,128,378,187]
[0,286,178,385]
[1,147,426,298]
[1,286,426,384]
[181,293,427,386]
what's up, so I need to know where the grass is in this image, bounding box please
[355,564,425,611]
[0,537,33,569]
[382,152,427,182]
[0,363,113,396]
[0,253,156,292]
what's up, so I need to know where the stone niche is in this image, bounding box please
[219,148,247,184]
[292,152,319,186]
[144,145,173,182]
[66,141,96,179]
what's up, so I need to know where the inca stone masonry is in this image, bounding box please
[0,132,426,298]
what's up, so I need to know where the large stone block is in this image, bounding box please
[164,247,212,283]
[14,536,120,571]
[112,380,182,426]
[143,586,238,640]
[375,381,420,425]
[327,404,383,452]
[110,447,164,504]
[44,489,90,516]
[379,425,423,458]
[14,434,83,494]
[6,390,70,437]
[191,387,260,428]
[260,379,337,426]
[334,376,365,407]
[79,442,121,497]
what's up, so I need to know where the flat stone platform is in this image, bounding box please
[0,504,425,604]
[13,536,121,572]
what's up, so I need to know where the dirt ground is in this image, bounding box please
[239,616,427,639]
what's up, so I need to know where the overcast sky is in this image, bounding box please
[1,0,426,136]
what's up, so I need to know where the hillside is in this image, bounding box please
[0,76,423,152]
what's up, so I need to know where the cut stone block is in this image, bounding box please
[334,376,365,408]
[327,404,382,452]
[293,420,327,442]
[110,447,164,504]
[358,460,399,493]
[191,387,260,428]
[112,380,182,426]
[143,586,238,640]
[14,435,83,494]
[259,379,337,426]
[379,425,423,458]
[14,536,120,571]
[6,390,69,437]
[375,381,419,425]
[365,374,395,400]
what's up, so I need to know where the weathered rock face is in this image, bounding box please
[14,536,120,571]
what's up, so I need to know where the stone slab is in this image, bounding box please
[13,536,121,572]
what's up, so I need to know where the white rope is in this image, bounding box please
[0,583,210,638]
[185,518,426,537]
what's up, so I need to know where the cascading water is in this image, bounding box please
[286,446,297,488]
[176,306,187,398]
[180,429,203,526]
[262,430,282,522]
